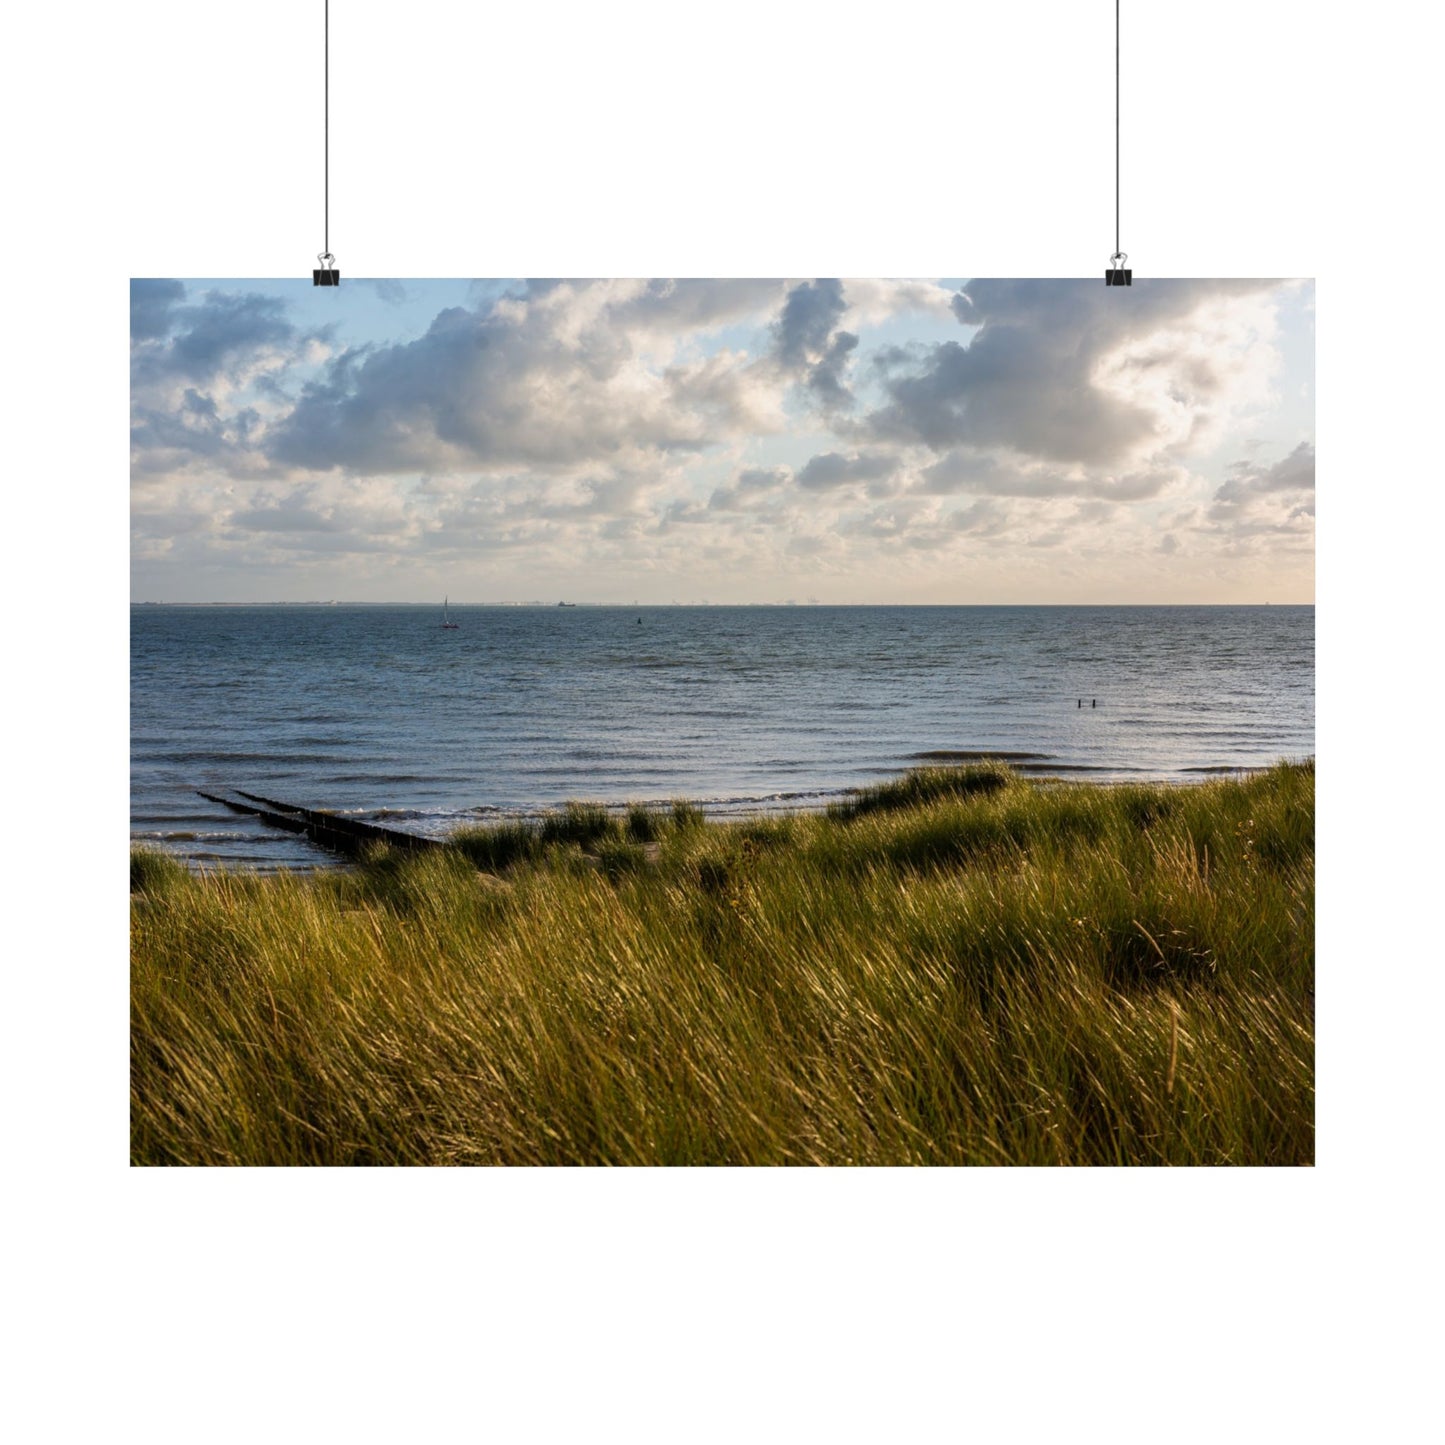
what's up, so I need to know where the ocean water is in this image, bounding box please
[131,604,1315,869]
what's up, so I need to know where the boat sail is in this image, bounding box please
[441,596,459,629]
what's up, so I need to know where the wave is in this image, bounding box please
[909,749,1053,762]
[135,829,252,842]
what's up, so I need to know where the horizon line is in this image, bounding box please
[131,599,1316,608]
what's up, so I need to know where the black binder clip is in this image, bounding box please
[1105,252,1132,286]
[313,252,340,286]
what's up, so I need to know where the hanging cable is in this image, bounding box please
[1106,0,1131,285]
[314,0,340,285]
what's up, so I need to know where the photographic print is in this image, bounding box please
[131,277,1314,1165]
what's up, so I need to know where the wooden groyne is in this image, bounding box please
[197,790,442,859]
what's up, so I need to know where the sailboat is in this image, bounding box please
[441,596,459,629]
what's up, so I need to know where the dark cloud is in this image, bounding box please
[772,279,858,410]
[130,389,265,475]
[130,284,337,479]
[130,285,328,475]
[130,279,186,340]
[774,279,846,366]
[659,498,710,527]
[132,288,310,389]
[809,331,858,409]
[1213,441,1315,504]
[1207,442,1315,536]
[867,279,1279,466]
[795,451,896,492]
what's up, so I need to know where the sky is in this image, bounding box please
[130,277,1314,603]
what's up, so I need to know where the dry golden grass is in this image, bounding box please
[132,762,1313,1165]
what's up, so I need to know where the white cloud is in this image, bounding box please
[865,279,1281,466]
[268,280,789,475]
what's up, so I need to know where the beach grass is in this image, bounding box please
[131,761,1314,1165]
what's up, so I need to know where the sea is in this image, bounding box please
[131,604,1315,869]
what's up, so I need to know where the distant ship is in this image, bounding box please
[441,596,459,629]
[557,601,576,607]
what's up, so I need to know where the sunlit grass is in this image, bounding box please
[131,761,1314,1165]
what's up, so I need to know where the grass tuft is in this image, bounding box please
[625,804,667,843]
[539,801,620,850]
[828,761,1013,819]
[131,848,188,896]
[450,819,543,872]
[670,800,706,832]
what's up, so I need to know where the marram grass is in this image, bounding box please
[131,762,1313,1166]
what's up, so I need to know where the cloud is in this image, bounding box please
[267,280,789,475]
[130,282,335,479]
[795,450,898,492]
[772,279,859,410]
[231,503,341,533]
[133,279,950,489]
[131,278,1313,601]
[918,449,1181,502]
[708,466,791,512]
[1206,441,1316,539]
[600,278,787,337]
[838,278,958,326]
[773,279,846,368]
[222,477,419,553]
[951,498,1010,536]
[132,286,320,391]
[130,388,265,476]
[130,279,186,340]
[866,279,1282,467]
[1213,440,1315,503]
